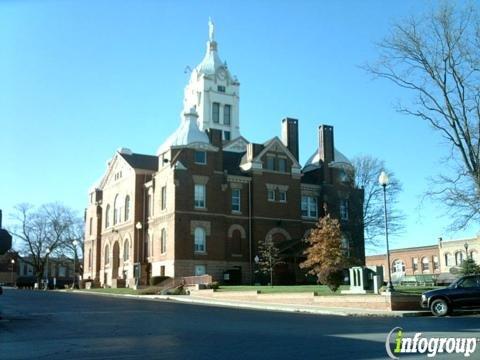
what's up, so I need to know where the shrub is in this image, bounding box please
[207,281,219,290]
[162,285,186,295]
[138,286,163,295]
[149,276,170,286]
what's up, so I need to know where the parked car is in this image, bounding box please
[0,285,3,295]
[421,275,480,316]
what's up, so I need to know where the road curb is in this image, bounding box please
[66,290,430,317]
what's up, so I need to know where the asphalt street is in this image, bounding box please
[0,289,479,360]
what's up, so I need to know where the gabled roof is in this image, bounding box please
[118,152,158,171]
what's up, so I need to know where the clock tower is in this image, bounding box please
[183,19,241,141]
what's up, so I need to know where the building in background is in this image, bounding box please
[83,21,365,287]
[366,236,480,283]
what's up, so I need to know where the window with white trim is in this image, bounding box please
[278,158,287,172]
[422,257,429,271]
[161,186,167,210]
[123,240,129,262]
[278,190,287,203]
[194,227,206,253]
[194,184,206,208]
[161,228,167,254]
[267,189,275,202]
[301,196,318,218]
[223,104,231,125]
[232,189,241,212]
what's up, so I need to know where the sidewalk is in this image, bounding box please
[70,290,430,317]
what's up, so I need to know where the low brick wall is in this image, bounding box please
[189,290,422,311]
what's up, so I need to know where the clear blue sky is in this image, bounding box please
[1,0,476,254]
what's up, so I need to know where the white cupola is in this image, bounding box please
[183,19,241,142]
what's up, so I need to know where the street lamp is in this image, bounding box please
[464,242,469,261]
[135,222,143,286]
[45,248,51,290]
[379,171,394,292]
[72,240,78,289]
[10,259,15,286]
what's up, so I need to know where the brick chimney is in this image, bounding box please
[281,118,299,161]
[318,125,335,183]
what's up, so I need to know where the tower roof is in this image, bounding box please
[193,18,229,78]
[156,106,210,155]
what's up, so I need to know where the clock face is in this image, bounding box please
[217,69,226,80]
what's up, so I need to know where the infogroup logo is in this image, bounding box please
[385,327,478,359]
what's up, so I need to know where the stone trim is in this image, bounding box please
[227,224,247,239]
[192,175,209,185]
[190,220,211,235]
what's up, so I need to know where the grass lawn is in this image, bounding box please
[80,288,139,295]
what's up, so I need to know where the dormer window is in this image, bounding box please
[194,151,207,165]
[278,158,287,172]
[217,85,226,93]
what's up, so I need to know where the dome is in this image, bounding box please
[156,107,210,155]
[195,42,226,76]
[303,148,353,170]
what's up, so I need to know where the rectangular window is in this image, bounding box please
[194,151,206,164]
[232,189,241,212]
[195,264,206,276]
[89,217,93,235]
[161,186,167,210]
[340,199,349,220]
[301,196,318,218]
[161,228,167,254]
[278,158,287,172]
[212,102,220,123]
[223,104,231,125]
[217,85,225,93]
[266,156,275,170]
[279,190,287,203]
[160,266,165,277]
[224,131,231,141]
[194,184,206,208]
[267,189,275,202]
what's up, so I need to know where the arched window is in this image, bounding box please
[88,249,92,268]
[104,244,110,265]
[124,195,130,221]
[392,259,405,273]
[161,228,167,254]
[231,229,242,255]
[471,250,479,262]
[105,205,110,228]
[194,227,206,253]
[421,257,429,271]
[113,194,119,225]
[123,240,129,262]
[455,251,464,266]
[444,253,453,266]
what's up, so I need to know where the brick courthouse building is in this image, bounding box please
[83,21,365,287]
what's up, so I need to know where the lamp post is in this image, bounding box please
[135,222,142,286]
[379,171,394,292]
[45,248,51,290]
[464,242,469,261]
[254,255,259,285]
[72,240,78,289]
[10,259,15,285]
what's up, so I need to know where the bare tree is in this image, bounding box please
[366,3,480,230]
[351,155,405,248]
[10,203,83,284]
[256,237,280,286]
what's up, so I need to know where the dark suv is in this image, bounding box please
[421,275,480,316]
